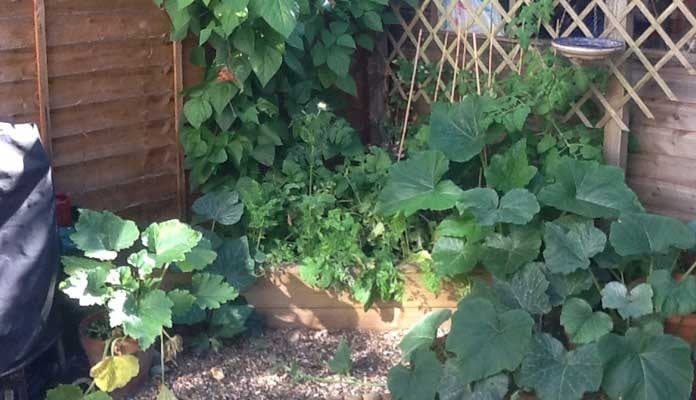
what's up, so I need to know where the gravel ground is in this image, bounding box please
[133,329,403,400]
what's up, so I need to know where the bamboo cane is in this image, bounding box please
[473,32,481,95]
[433,32,450,102]
[397,29,423,162]
[449,26,462,102]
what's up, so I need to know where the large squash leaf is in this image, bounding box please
[60,261,111,306]
[545,269,593,306]
[518,334,603,400]
[428,96,494,163]
[191,273,239,310]
[176,237,218,272]
[376,150,464,216]
[142,220,202,265]
[601,282,653,320]
[70,210,139,261]
[457,188,539,226]
[560,297,613,344]
[399,310,452,362]
[538,158,643,218]
[482,227,542,277]
[432,236,481,278]
[484,139,537,193]
[107,289,173,349]
[543,220,606,274]
[492,263,551,315]
[192,190,244,226]
[209,237,257,292]
[648,270,696,316]
[446,298,533,384]
[388,348,443,400]
[438,364,509,400]
[90,355,139,392]
[599,328,694,400]
[609,212,696,256]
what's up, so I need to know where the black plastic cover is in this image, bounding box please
[0,123,59,374]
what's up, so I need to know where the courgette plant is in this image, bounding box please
[381,92,696,400]
[56,210,240,398]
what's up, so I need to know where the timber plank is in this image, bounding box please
[628,153,696,189]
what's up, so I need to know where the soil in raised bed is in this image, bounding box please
[133,329,403,400]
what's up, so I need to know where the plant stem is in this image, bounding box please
[589,269,602,295]
[682,260,696,280]
[211,220,216,233]
[160,330,165,384]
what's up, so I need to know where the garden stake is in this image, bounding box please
[473,32,482,95]
[488,22,494,89]
[433,32,450,102]
[450,26,462,102]
[461,27,469,96]
[397,29,423,162]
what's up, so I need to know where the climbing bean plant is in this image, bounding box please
[156,0,392,190]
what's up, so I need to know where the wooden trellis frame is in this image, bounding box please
[386,0,696,167]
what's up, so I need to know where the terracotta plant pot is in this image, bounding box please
[78,312,154,398]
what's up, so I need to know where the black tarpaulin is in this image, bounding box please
[0,123,59,374]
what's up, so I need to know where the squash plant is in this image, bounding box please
[58,210,239,397]
[381,93,696,400]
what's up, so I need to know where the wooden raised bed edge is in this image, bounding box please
[244,264,462,331]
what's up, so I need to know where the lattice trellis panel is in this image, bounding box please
[386,0,696,132]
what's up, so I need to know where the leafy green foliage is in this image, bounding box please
[45,385,112,400]
[518,334,603,400]
[399,310,451,362]
[543,220,606,274]
[432,236,481,278]
[376,150,463,216]
[648,270,696,316]
[142,220,202,266]
[428,96,494,163]
[70,209,139,261]
[599,328,694,400]
[328,338,352,376]
[491,263,551,315]
[446,298,534,384]
[484,139,537,193]
[191,273,239,309]
[192,190,244,226]
[438,370,509,400]
[388,349,443,400]
[108,290,173,349]
[482,228,541,277]
[561,298,613,344]
[609,212,696,256]
[601,282,653,320]
[457,188,539,226]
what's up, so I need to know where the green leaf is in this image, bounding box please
[183,97,213,129]
[457,188,539,226]
[561,298,613,344]
[362,11,383,31]
[60,263,111,306]
[484,139,537,192]
[601,282,653,320]
[438,368,509,400]
[210,304,253,338]
[210,237,257,292]
[482,227,541,277]
[432,236,481,278]
[399,310,452,362]
[388,349,443,400]
[428,97,493,163]
[167,289,197,323]
[376,150,464,216]
[610,212,696,257]
[518,334,603,400]
[250,41,283,87]
[191,273,239,309]
[176,237,217,272]
[232,25,255,54]
[207,82,236,115]
[70,209,139,261]
[648,270,696,316]
[142,220,202,265]
[327,47,351,77]
[108,289,173,349]
[336,34,356,48]
[543,220,606,274]
[192,190,244,226]
[546,269,594,305]
[127,249,159,277]
[45,385,85,400]
[435,215,488,240]
[60,256,113,276]
[328,338,353,375]
[538,158,644,218]
[214,0,248,37]
[599,328,694,400]
[157,385,178,400]
[250,0,299,38]
[164,0,191,40]
[446,298,533,384]
[492,263,551,315]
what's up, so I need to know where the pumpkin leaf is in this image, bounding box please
[457,188,539,226]
[561,298,613,344]
[328,338,352,376]
[142,220,202,265]
[482,227,542,277]
[399,310,452,362]
[538,158,643,218]
[376,150,464,216]
[388,349,443,400]
[191,273,239,310]
[543,220,606,274]
[492,263,551,315]
[601,282,653,320]
[438,365,509,400]
[599,328,694,400]
[428,96,494,163]
[107,289,173,349]
[484,139,537,193]
[209,237,257,292]
[648,270,696,316]
[609,212,696,256]
[446,298,533,384]
[70,210,139,261]
[518,334,603,400]
[432,236,481,278]
[192,190,244,226]
[90,355,140,392]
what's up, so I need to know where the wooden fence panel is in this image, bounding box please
[0,0,185,224]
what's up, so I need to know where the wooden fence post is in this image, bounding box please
[32,0,52,160]
[603,0,630,168]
